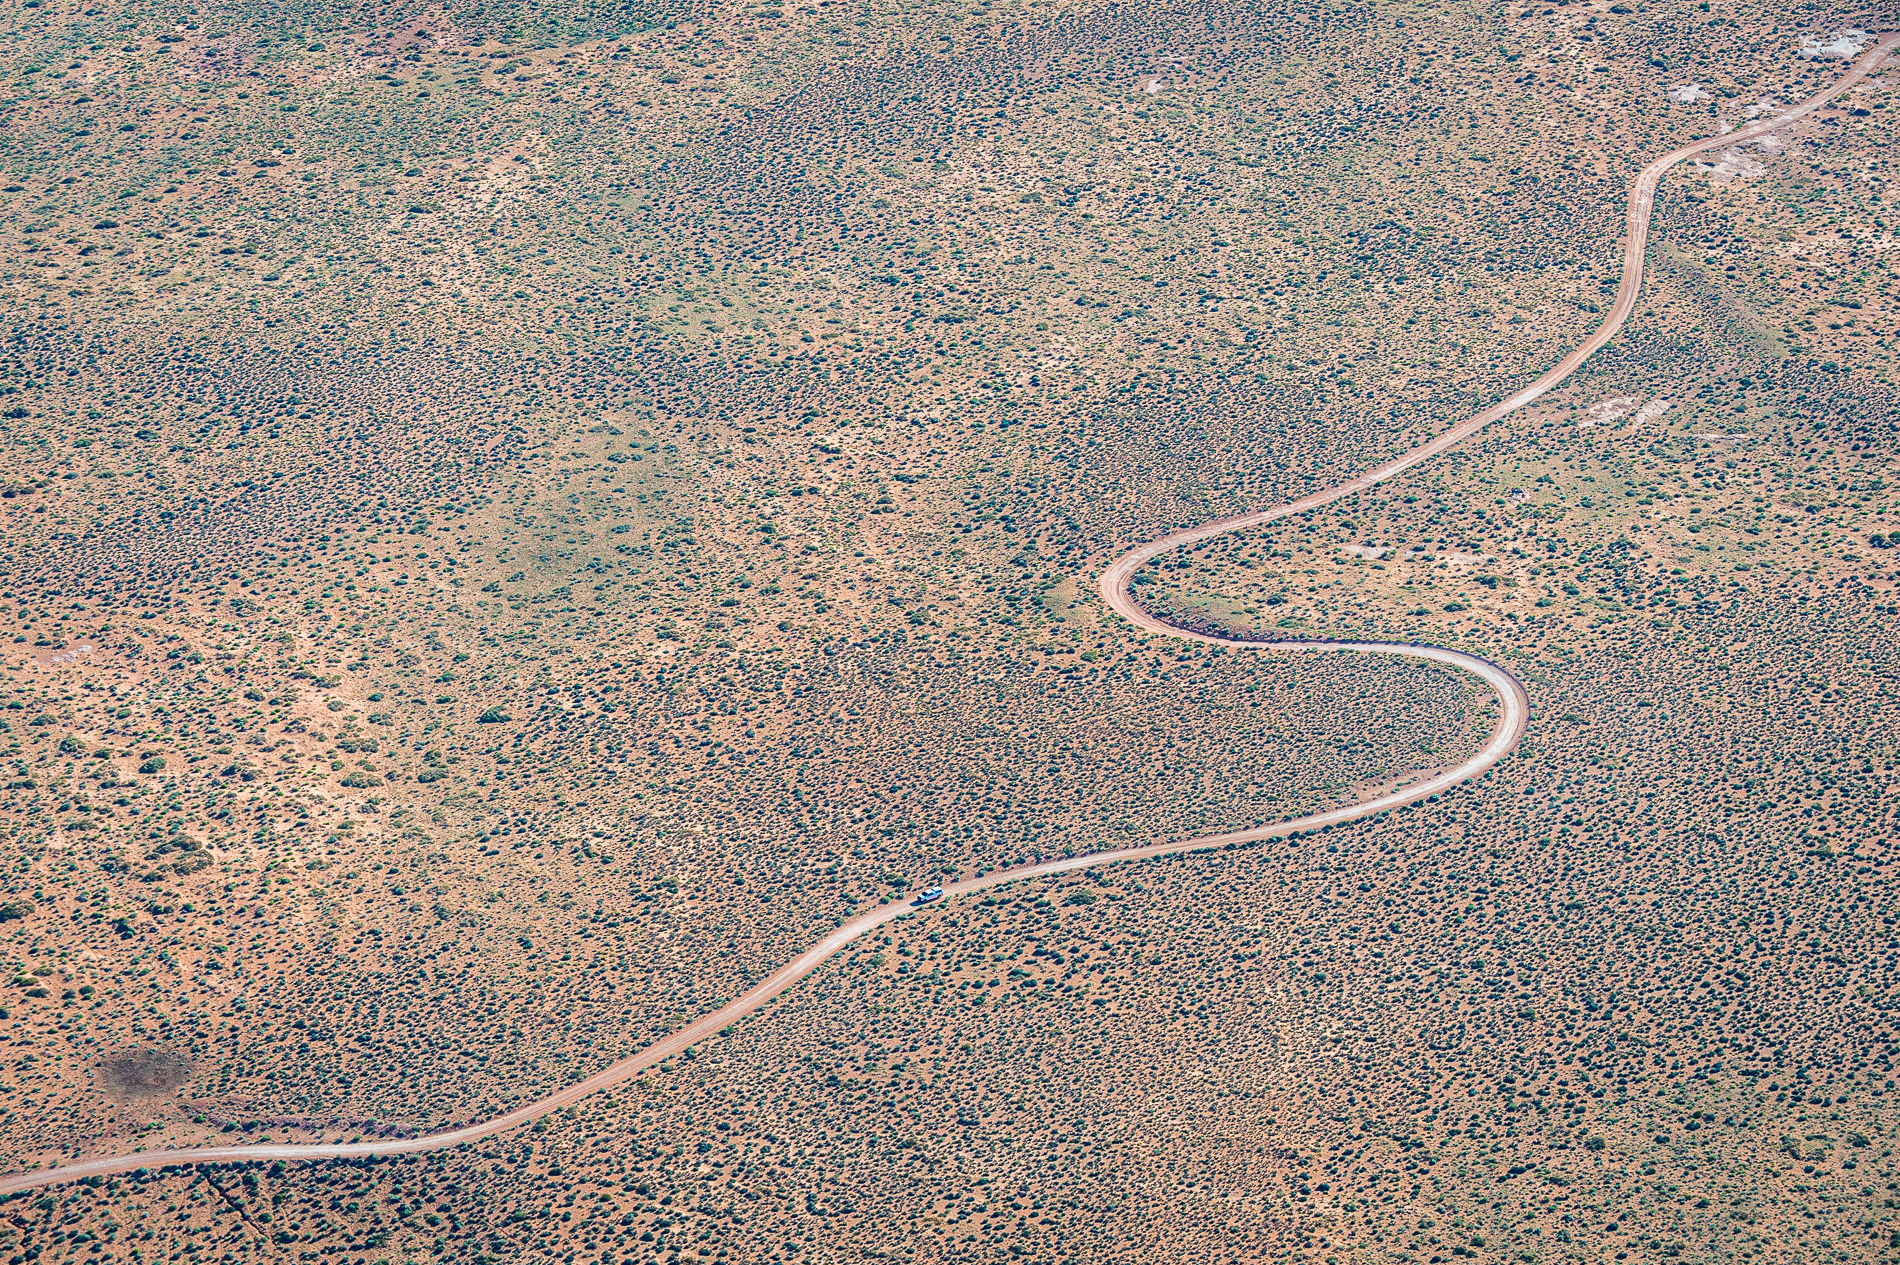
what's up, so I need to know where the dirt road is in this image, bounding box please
[1,30,1891,1196]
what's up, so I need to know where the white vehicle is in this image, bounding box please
[914,886,944,905]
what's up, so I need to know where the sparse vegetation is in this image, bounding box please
[0,0,1893,1261]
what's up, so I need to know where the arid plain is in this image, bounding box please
[0,0,1896,1261]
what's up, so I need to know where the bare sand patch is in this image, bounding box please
[30,641,95,668]
[1630,399,1673,426]
[1700,147,1769,183]
[1799,30,1868,60]
[1581,395,1639,426]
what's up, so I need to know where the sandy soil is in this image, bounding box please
[0,28,1893,1199]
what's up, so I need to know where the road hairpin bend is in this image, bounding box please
[2,32,1892,1197]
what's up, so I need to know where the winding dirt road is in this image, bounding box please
[2,32,1892,1196]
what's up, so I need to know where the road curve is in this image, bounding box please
[1101,31,1897,608]
[2,33,1892,1197]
